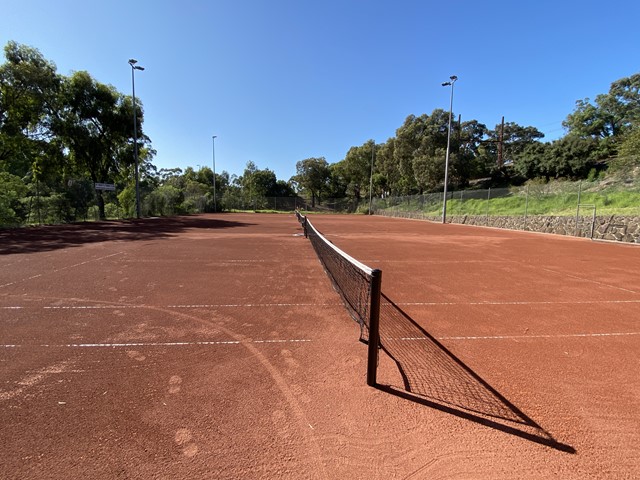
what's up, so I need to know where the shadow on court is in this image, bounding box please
[0,215,255,255]
[376,293,576,454]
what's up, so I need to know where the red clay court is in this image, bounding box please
[1,213,639,479]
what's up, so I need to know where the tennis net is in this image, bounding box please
[297,213,382,386]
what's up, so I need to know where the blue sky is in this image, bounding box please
[2,0,639,181]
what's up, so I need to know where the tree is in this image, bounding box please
[53,71,146,219]
[338,140,377,201]
[513,136,599,180]
[270,179,296,197]
[0,171,28,225]
[294,157,330,207]
[563,73,640,140]
[611,127,640,170]
[326,162,348,198]
[0,41,63,180]
[375,138,397,196]
[454,120,489,186]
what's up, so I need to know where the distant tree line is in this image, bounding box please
[0,41,157,225]
[0,41,300,225]
[2,39,639,226]
[293,72,640,207]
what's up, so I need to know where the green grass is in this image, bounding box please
[381,188,640,217]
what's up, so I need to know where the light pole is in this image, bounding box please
[368,140,375,215]
[441,75,457,224]
[129,59,144,218]
[212,135,217,212]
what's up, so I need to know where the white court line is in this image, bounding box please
[394,332,640,341]
[36,303,335,310]
[392,299,640,306]
[536,266,640,295]
[1,339,312,349]
[166,303,335,308]
[0,252,124,289]
[0,274,42,288]
[3,299,639,310]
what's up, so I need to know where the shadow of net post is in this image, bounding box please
[376,294,575,453]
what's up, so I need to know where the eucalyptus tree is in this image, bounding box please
[294,157,330,207]
[563,73,640,141]
[340,140,377,201]
[53,71,144,219]
[0,41,62,180]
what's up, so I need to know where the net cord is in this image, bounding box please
[304,218,375,276]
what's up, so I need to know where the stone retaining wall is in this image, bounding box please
[375,210,640,244]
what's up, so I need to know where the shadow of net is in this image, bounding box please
[378,294,574,452]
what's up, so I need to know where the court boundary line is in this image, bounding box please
[407,332,640,341]
[3,298,640,310]
[1,303,339,310]
[1,339,313,349]
[393,299,640,306]
[4,331,637,350]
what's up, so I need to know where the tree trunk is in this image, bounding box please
[97,191,106,220]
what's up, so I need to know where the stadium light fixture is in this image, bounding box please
[441,75,457,224]
[129,59,144,218]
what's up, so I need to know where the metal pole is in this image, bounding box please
[368,140,375,215]
[486,187,491,222]
[129,59,144,219]
[575,181,582,236]
[524,185,529,230]
[366,269,382,387]
[212,135,217,212]
[441,75,457,224]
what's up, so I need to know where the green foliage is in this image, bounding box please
[0,40,152,225]
[563,73,640,141]
[610,127,640,171]
[0,171,28,225]
[145,185,184,216]
[294,157,330,207]
[376,180,640,218]
[2,40,639,226]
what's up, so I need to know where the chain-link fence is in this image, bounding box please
[372,181,640,219]
[370,179,640,242]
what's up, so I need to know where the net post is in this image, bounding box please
[366,269,382,387]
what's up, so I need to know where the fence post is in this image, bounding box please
[486,187,491,223]
[575,181,582,236]
[524,185,529,230]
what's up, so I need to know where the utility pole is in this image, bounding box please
[441,75,458,224]
[498,116,505,169]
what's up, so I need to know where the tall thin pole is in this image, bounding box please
[366,269,382,387]
[368,140,375,215]
[129,59,144,219]
[498,116,505,169]
[442,75,457,224]
[212,135,217,212]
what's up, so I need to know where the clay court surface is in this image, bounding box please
[1,213,639,479]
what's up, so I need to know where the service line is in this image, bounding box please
[1,339,312,349]
[36,303,336,309]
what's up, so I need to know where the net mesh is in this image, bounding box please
[300,214,378,342]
